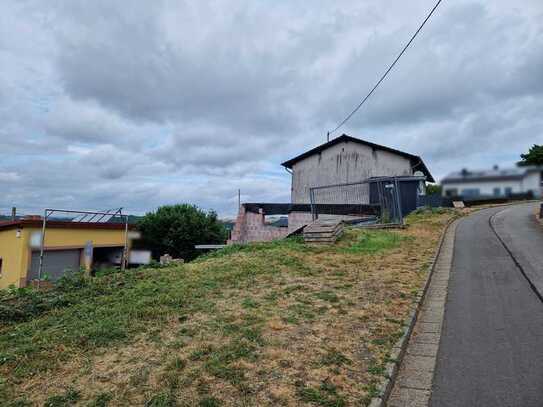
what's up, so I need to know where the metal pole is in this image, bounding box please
[37,209,49,289]
[238,189,241,210]
[121,214,129,272]
[394,178,404,225]
[377,181,384,223]
[310,188,316,221]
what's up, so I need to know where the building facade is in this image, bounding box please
[228,135,434,244]
[441,166,543,198]
[281,134,434,203]
[0,219,136,289]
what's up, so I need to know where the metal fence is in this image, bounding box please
[417,194,453,208]
[36,208,129,287]
[309,177,404,225]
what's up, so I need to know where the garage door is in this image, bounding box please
[28,250,81,282]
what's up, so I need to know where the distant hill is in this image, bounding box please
[107,215,142,225]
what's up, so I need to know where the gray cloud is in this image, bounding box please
[43,97,135,143]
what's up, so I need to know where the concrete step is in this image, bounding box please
[303,219,344,244]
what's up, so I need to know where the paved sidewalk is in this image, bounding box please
[387,220,457,406]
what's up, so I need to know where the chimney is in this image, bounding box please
[11,207,16,221]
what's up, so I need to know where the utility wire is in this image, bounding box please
[328,0,444,136]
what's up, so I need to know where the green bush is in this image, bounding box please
[0,286,72,324]
[138,204,228,262]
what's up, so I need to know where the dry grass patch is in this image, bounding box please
[0,208,458,406]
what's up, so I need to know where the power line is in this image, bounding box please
[328,0,444,136]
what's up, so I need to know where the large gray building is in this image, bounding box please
[281,134,434,203]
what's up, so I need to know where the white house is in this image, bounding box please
[441,165,543,198]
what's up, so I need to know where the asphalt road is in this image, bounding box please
[492,203,543,299]
[431,204,543,407]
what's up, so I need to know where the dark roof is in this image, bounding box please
[0,219,136,232]
[441,167,527,184]
[242,202,379,216]
[281,134,434,182]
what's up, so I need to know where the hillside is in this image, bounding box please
[0,209,457,406]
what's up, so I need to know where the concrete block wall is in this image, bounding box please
[228,206,247,244]
[228,205,291,244]
[229,205,370,245]
[288,211,313,234]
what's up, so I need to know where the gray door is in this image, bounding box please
[29,250,81,282]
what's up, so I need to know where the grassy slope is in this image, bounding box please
[0,209,456,407]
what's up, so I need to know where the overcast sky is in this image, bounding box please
[1,0,542,217]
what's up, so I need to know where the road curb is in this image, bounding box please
[534,202,543,226]
[368,214,460,407]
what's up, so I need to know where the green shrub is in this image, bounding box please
[138,204,228,262]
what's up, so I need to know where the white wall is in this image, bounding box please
[522,171,542,197]
[442,179,531,197]
[291,140,412,203]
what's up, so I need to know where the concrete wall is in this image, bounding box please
[287,211,313,234]
[290,140,413,203]
[523,171,542,197]
[228,206,290,244]
[31,227,128,249]
[228,205,378,245]
[228,207,315,245]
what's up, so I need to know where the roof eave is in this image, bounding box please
[0,220,136,232]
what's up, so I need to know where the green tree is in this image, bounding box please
[518,144,543,166]
[138,204,227,261]
[426,184,442,196]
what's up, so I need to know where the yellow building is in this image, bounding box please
[0,218,135,289]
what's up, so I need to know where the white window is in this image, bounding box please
[461,188,480,197]
[445,188,458,197]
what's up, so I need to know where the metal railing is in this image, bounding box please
[309,177,404,225]
[37,208,129,287]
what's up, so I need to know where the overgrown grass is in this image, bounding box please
[407,206,457,224]
[0,210,457,406]
[296,380,346,407]
[340,229,407,254]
